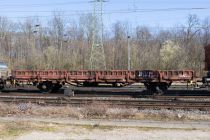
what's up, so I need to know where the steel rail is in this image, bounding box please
[0,95,210,110]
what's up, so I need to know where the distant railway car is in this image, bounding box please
[203,44,210,85]
[0,62,10,90]
[204,44,210,71]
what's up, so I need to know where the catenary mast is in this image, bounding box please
[90,0,107,70]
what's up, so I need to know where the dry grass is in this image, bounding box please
[30,105,82,118]
[106,107,138,119]
[81,102,139,119]
[0,102,210,121]
[0,102,19,116]
[0,121,59,139]
[81,101,110,118]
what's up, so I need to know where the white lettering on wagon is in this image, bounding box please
[178,74,191,78]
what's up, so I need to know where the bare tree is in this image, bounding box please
[0,13,207,76]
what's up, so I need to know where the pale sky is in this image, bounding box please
[0,0,209,28]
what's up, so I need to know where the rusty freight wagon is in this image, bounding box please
[204,44,210,71]
[136,70,195,93]
[11,70,137,92]
[9,69,195,94]
[203,44,210,84]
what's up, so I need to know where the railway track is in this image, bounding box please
[0,94,210,110]
[0,85,210,110]
[1,84,210,96]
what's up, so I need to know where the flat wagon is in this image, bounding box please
[136,70,195,93]
[11,70,137,92]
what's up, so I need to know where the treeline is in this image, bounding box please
[0,13,209,76]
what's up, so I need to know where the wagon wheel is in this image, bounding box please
[144,83,158,94]
[50,83,63,93]
[112,83,118,87]
[0,82,4,90]
[157,83,170,95]
[37,82,53,92]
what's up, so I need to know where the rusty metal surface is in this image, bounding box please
[66,70,136,83]
[159,70,195,82]
[204,44,210,71]
[12,69,195,85]
[12,70,67,82]
[136,70,194,83]
[12,70,137,84]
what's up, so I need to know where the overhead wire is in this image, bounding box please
[1,7,210,13]
[0,1,209,30]
[0,7,209,19]
[0,0,144,6]
[0,1,89,8]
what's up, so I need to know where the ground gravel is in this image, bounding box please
[15,128,210,140]
[1,117,210,140]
